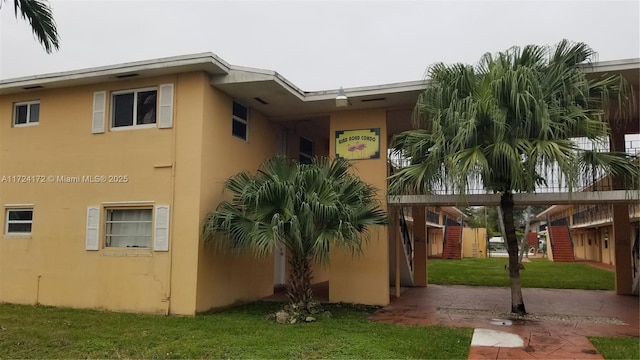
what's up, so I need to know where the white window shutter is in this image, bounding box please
[158,84,174,129]
[154,205,170,251]
[92,91,106,134]
[86,206,100,250]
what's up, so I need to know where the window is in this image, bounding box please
[105,208,152,248]
[5,209,33,234]
[13,101,40,126]
[300,137,313,164]
[111,88,157,128]
[232,101,248,140]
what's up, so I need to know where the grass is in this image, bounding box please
[0,302,472,359]
[589,336,640,360]
[428,258,615,290]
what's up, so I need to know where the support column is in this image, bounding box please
[412,206,428,287]
[613,204,632,294]
[391,207,401,298]
[610,122,633,295]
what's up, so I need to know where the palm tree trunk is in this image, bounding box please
[501,191,527,314]
[287,256,314,305]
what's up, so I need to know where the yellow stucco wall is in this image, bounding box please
[0,75,392,314]
[601,226,615,265]
[0,74,189,314]
[462,227,487,258]
[573,230,602,262]
[428,228,443,256]
[328,109,389,306]
[195,80,278,312]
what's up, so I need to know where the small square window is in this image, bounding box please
[232,101,248,141]
[111,88,157,129]
[105,208,152,248]
[5,208,33,234]
[13,101,40,126]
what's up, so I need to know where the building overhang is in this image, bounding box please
[210,69,426,119]
[581,58,640,87]
[1,54,637,121]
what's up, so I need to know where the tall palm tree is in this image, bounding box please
[202,156,387,310]
[391,40,638,314]
[4,0,59,53]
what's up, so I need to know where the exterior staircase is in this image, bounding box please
[527,232,538,252]
[549,226,575,262]
[442,226,462,259]
[389,209,414,287]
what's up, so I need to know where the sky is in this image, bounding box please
[1,0,639,91]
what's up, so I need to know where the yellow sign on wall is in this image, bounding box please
[335,128,381,160]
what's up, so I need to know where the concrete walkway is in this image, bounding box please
[369,285,639,359]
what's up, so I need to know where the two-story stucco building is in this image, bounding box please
[0,53,439,315]
[2,54,638,314]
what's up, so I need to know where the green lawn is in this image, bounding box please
[589,336,640,360]
[428,258,615,290]
[0,302,472,359]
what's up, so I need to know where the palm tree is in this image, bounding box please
[4,0,59,53]
[391,40,638,314]
[202,156,387,312]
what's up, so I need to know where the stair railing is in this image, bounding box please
[398,206,413,271]
[546,216,555,253]
[632,230,639,295]
[458,216,463,246]
[565,217,574,254]
[442,215,448,255]
[388,162,414,271]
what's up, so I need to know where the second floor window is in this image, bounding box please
[14,101,40,126]
[112,88,157,128]
[232,101,248,141]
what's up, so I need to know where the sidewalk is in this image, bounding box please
[369,285,639,359]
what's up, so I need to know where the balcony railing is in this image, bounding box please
[572,203,640,226]
[387,135,640,196]
[572,205,613,226]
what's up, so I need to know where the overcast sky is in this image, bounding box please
[1,0,638,90]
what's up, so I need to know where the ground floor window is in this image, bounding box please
[105,208,152,248]
[5,208,33,234]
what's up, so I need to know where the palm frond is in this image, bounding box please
[202,156,387,265]
[12,0,60,53]
[392,39,636,198]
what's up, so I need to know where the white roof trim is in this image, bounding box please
[2,53,635,107]
[580,58,640,73]
[305,80,427,101]
[0,53,230,90]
